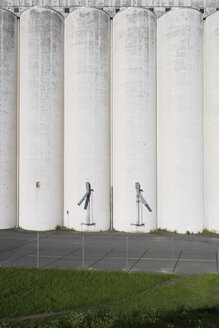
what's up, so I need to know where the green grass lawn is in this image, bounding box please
[0,267,173,318]
[0,268,218,327]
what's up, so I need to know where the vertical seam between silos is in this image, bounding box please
[17,15,20,228]
[63,15,65,228]
[110,15,113,230]
[155,14,157,230]
[156,15,159,230]
[203,16,206,229]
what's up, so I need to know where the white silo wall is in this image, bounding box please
[113,8,157,232]
[19,8,64,231]
[64,8,110,231]
[0,10,17,229]
[157,8,204,233]
[204,13,219,233]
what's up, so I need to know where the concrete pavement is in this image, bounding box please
[0,229,218,275]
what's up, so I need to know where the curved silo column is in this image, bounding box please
[113,8,157,232]
[19,8,64,231]
[64,8,110,231]
[0,10,17,229]
[205,12,219,233]
[157,8,204,233]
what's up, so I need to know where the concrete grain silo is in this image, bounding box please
[157,8,204,233]
[113,8,157,232]
[64,8,110,231]
[204,12,219,233]
[0,9,17,229]
[19,8,64,230]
